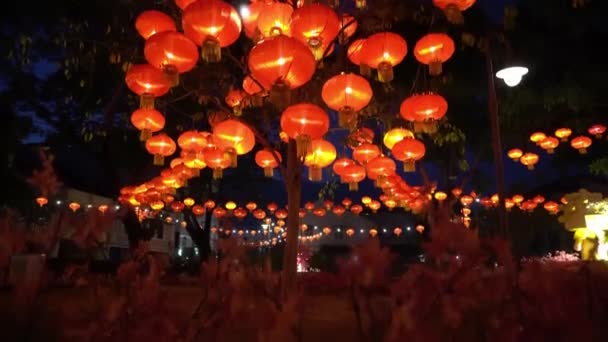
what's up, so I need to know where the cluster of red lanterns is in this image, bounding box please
[507,124,605,170]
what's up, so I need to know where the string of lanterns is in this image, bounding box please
[507,124,606,170]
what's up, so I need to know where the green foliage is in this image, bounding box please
[318,180,339,201]
[589,157,608,177]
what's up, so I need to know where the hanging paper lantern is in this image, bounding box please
[233,207,248,220]
[451,188,463,197]
[383,127,414,150]
[393,227,402,237]
[520,152,539,170]
[350,204,363,215]
[359,32,407,83]
[366,156,397,185]
[507,148,523,162]
[135,10,176,40]
[290,4,340,60]
[171,201,185,213]
[144,31,198,86]
[125,64,171,109]
[240,1,266,39]
[248,35,316,106]
[213,207,227,219]
[150,200,165,211]
[130,108,165,141]
[432,0,476,24]
[539,137,559,154]
[512,195,524,205]
[204,200,216,209]
[224,88,247,115]
[554,127,572,142]
[224,201,235,210]
[183,197,195,207]
[588,124,606,138]
[267,202,278,212]
[434,191,447,201]
[182,0,242,62]
[342,198,352,208]
[255,149,282,177]
[146,133,177,166]
[392,138,426,172]
[529,132,546,145]
[313,207,326,217]
[192,205,205,216]
[332,157,355,182]
[400,93,448,133]
[304,139,337,181]
[543,201,559,214]
[256,2,293,37]
[253,209,267,220]
[213,119,256,166]
[339,13,357,44]
[347,39,370,76]
[352,143,380,165]
[460,195,473,207]
[571,136,592,154]
[505,199,515,211]
[321,73,372,128]
[280,103,330,158]
[36,197,48,207]
[203,146,232,179]
[341,164,366,191]
[323,227,332,235]
[332,205,346,216]
[414,33,455,75]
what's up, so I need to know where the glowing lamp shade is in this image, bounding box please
[341,164,366,191]
[135,10,176,40]
[588,124,606,138]
[520,152,539,170]
[366,156,397,185]
[539,136,559,154]
[392,138,426,172]
[212,119,256,167]
[555,127,572,141]
[400,93,448,133]
[177,130,207,152]
[507,148,523,161]
[570,136,592,154]
[352,143,380,165]
[530,132,546,144]
[432,0,476,24]
[332,157,355,182]
[203,146,232,179]
[496,66,528,87]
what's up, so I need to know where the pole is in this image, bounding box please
[281,139,301,297]
[485,36,509,238]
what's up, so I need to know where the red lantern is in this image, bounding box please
[280,103,330,158]
[350,204,363,215]
[432,0,476,24]
[304,139,337,182]
[135,10,176,40]
[290,4,340,60]
[366,156,396,185]
[182,0,242,62]
[192,205,205,216]
[588,124,606,138]
[203,146,232,179]
[248,35,316,104]
[555,127,572,142]
[520,153,539,170]
[392,138,426,172]
[256,2,293,37]
[359,32,407,83]
[171,201,185,213]
[253,209,267,220]
[571,136,592,154]
[539,137,559,154]
[130,108,165,141]
[255,149,282,177]
[322,73,372,128]
[146,133,177,166]
[413,33,455,75]
[352,143,380,165]
[400,93,448,133]
[213,119,256,166]
[347,39,369,76]
[332,157,355,182]
[342,164,366,191]
[144,31,198,86]
[125,64,171,109]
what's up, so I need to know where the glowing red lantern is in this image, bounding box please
[146,133,176,166]
[342,164,366,191]
[321,73,372,128]
[392,138,426,172]
[359,32,407,83]
[182,0,242,62]
[144,31,198,86]
[352,143,380,165]
[414,33,455,75]
[130,109,165,141]
[125,64,171,109]
[280,103,330,158]
[290,4,340,60]
[135,10,176,40]
[400,93,448,133]
[588,124,606,138]
[433,0,476,24]
[255,149,282,177]
[304,139,337,181]
[571,136,592,154]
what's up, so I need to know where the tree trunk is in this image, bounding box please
[183,210,211,262]
[485,36,509,238]
[281,140,301,297]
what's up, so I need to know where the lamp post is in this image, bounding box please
[485,35,528,238]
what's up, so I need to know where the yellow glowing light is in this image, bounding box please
[225,201,237,210]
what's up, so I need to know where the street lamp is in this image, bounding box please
[496,66,529,87]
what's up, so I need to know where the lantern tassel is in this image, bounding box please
[349,182,359,191]
[377,62,394,83]
[429,60,443,76]
[404,161,416,173]
[264,167,274,178]
[213,168,223,180]
[270,81,291,109]
[140,129,151,141]
[140,93,155,109]
[308,166,323,182]
[444,5,464,25]
[338,107,357,130]
[201,38,221,63]
[153,154,165,166]
[296,135,312,159]
[162,64,179,87]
